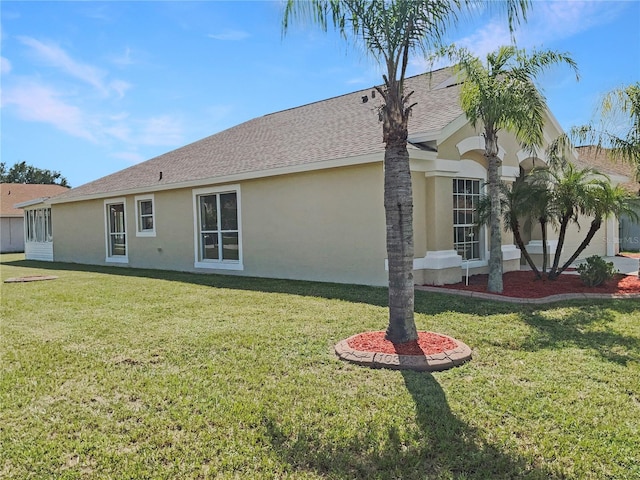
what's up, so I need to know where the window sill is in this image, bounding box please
[461,259,487,269]
[106,256,129,264]
[136,231,156,238]
[194,260,244,271]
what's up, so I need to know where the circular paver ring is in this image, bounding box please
[4,275,59,283]
[335,332,472,372]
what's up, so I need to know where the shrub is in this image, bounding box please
[576,255,618,287]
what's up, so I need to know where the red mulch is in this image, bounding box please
[435,270,640,298]
[347,331,457,355]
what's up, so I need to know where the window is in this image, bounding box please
[453,179,481,261]
[193,185,242,270]
[24,208,53,243]
[135,194,155,236]
[105,199,128,263]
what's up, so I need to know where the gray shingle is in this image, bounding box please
[55,68,462,202]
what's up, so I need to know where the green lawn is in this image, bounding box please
[1,253,639,479]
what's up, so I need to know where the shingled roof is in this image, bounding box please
[575,146,639,194]
[53,68,463,203]
[0,183,69,217]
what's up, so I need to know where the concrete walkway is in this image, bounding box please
[577,255,640,276]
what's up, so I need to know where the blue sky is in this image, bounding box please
[1,1,638,188]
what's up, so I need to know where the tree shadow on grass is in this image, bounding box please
[263,370,555,479]
[4,259,639,363]
[518,306,640,365]
[0,259,523,316]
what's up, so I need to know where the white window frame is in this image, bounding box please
[104,197,128,264]
[192,184,243,270]
[453,178,486,267]
[24,207,53,243]
[135,194,156,237]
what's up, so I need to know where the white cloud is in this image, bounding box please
[17,36,130,98]
[455,18,513,59]
[529,1,621,41]
[109,79,132,99]
[2,81,96,141]
[456,1,627,56]
[110,47,135,67]
[2,76,184,151]
[19,36,107,92]
[0,56,11,74]
[207,30,250,41]
[102,123,132,143]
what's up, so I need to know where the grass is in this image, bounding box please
[1,253,639,479]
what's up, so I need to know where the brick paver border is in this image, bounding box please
[416,286,640,303]
[4,275,59,283]
[335,332,472,372]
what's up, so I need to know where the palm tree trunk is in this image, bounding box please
[382,79,417,344]
[548,214,571,279]
[551,218,602,279]
[512,224,541,278]
[485,131,503,293]
[383,143,416,343]
[540,218,548,274]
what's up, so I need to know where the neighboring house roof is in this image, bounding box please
[52,68,464,203]
[0,183,70,217]
[574,146,639,194]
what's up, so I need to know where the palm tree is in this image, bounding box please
[573,82,640,181]
[555,182,640,275]
[283,1,530,343]
[528,163,639,280]
[476,176,544,278]
[447,45,578,293]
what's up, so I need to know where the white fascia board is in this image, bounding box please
[49,152,385,205]
[438,113,470,146]
[14,197,51,209]
[407,130,441,143]
[410,113,470,149]
[544,105,567,138]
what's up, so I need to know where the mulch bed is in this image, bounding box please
[435,270,640,298]
[336,331,472,371]
[347,331,457,355]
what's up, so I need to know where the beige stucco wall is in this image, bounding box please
[559,219,611,263]
[412,172,428,258]
[241,163,387,284]
[53,198,107,264]
[53,162,390,286]
[50,110,609,287]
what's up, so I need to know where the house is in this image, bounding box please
[1,183,69,254]
[574,145,640,252]
[34,68,624,286]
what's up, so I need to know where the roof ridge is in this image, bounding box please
[263,66,454,118]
